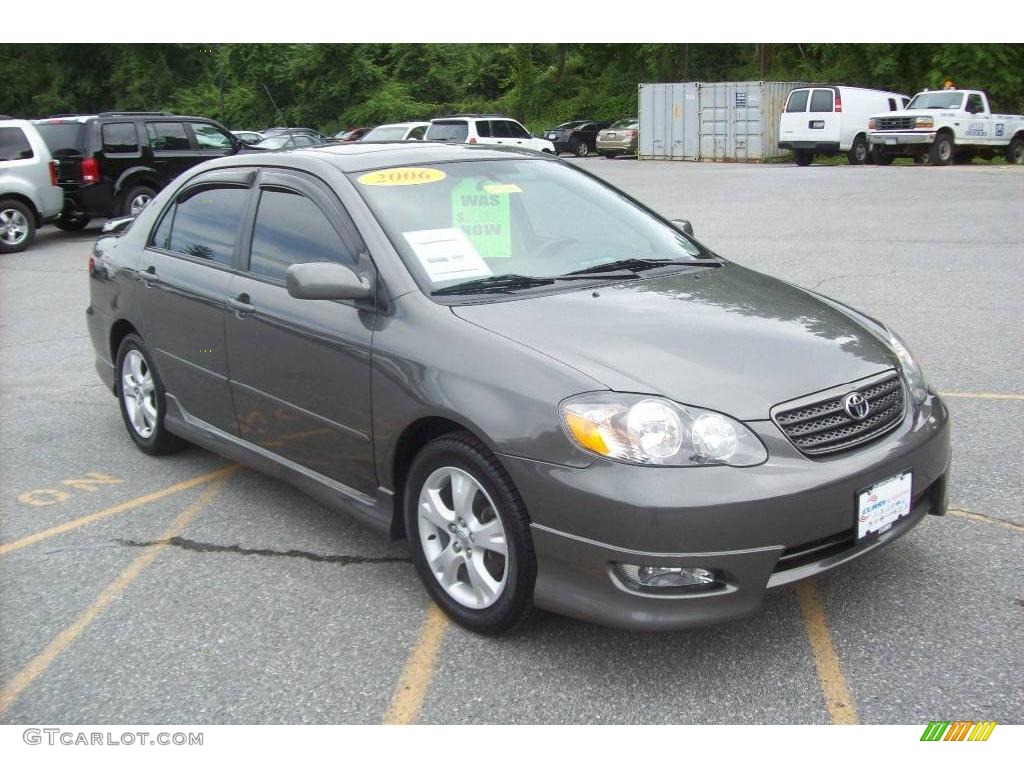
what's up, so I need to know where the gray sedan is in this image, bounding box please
[85,143,950,634]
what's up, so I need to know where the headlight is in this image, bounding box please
[887,329,929,405]
[868,117,877,130]
[561,393,767,467]
[915,116,934,128]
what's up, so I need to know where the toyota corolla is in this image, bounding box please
[86,143,951,634]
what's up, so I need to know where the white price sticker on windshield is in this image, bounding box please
[403,228,492,284]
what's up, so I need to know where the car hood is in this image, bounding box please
[451,264,897,421]
[872,109,945,119]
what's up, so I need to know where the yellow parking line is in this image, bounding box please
[383,603,449,724]
[938,392,1024,401]
[0,475,231,716]
[948,507,1023,533]
[0,465,238,556]
[795,581,858,724]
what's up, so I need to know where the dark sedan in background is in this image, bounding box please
[544,120,610,157]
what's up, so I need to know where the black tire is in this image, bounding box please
[404,431,537,635]
[913,154,927,164]
[847,135,869,165]
[929,133,955,166]
[953,150,974,165]
[872,146,895,165]
[119,184,157,217]
[55,213,90,231]
[574,140,590,158]
[794,149,814,166]
[0,199,36,254]
[115,334,188,455]
[1005,136,1024,165]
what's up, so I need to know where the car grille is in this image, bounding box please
[876,117,914,130]
[774,374,905,456]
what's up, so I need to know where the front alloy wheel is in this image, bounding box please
[405,432,536,634]
[418,466,508,609]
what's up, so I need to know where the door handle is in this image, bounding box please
[226,293,254,317]
[139,266,160,286]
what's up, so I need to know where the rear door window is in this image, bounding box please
[809,89,834,113]
[146,122,191,152]
[247,188,356,280]
[0,127,33,161]
[475,120,492,138]
[785,90,809,113]
[101,122,139,154]
[162,185,248,266]
[407,125,427,140]
[506,121,532,139]
[491,120,512,139]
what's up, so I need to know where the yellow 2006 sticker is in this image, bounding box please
[358,167,447,186]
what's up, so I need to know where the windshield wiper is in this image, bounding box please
[432,274,556,296]
[562,257,722,277]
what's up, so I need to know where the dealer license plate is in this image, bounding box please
[857,471,912,539]
[547,133,557,139]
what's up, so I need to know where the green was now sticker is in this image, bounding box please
[451,179,512,258]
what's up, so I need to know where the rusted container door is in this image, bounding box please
[638,82,699,160]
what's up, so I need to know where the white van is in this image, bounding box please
[779,86,910,166]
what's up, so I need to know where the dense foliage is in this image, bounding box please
[2,43,1022,133]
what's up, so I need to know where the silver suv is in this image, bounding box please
[0,119,63,253]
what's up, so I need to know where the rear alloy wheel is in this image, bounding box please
[405,432,536,635]
[116,334,187,455]
[929,133,955,166]
[120,185,156,217]
[847,135,869,165]
[574,141,590,158]
[1006,136,1024,164]
[0,200,35,254]
[794,149,814,166]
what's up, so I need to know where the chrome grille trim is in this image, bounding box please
[773,372,906,456]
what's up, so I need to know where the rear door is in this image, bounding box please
[779,88,810,144]
[806,88,841,145]
[139,168,254,435]
[224,168,377,495]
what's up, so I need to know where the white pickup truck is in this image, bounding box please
[868,89,1024,165]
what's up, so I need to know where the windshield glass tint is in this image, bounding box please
[424,121,468,142]
[364,126,410,141]
[351,159,706,293]
[908,92,965,110]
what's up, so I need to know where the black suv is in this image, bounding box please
[35,112,247,230]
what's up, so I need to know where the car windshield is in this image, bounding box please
[608,119,638,130]
[424,121,468,142]
[556,121,588,129]
[363,126,412,141]
[907,92,965,110]
[35,121,87,155]
[254,136,293,149]
[351,158,711,296]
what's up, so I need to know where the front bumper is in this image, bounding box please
[500,393,950,630]
[869,131,936,147]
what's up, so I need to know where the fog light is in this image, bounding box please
[615,563,718,590]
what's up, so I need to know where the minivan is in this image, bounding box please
[779,86,910,166]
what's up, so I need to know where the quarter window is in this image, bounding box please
[0,127,33,161]
[248,189,355,281]
[785,90,809,113]
[475,120,492,138]
[163,186,247,265]
[507,121,532,139]
[491,120,512,139]
[146,122,191,151]
[809,89,834,112]
[102,122,139,154]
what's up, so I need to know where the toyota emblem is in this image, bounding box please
[843,392,870,420]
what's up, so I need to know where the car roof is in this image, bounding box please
[370,122,431,130]
[200,141,554,175]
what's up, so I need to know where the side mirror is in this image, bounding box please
[286,261,372,301]
[671,218,695,237]
[101,216,135,235]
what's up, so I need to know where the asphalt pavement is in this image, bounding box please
[1,159,1021,724]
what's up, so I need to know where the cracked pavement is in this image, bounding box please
[1,162,1022,724]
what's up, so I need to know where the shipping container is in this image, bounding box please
[639,81,810,162]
